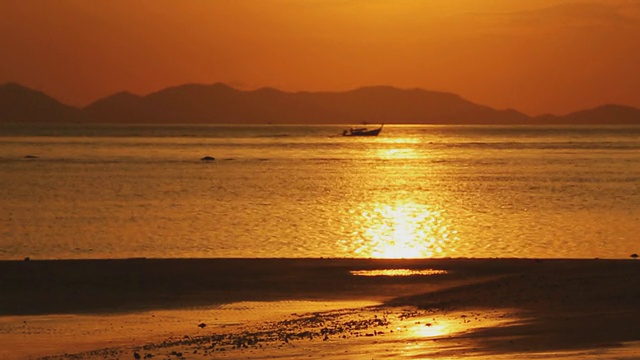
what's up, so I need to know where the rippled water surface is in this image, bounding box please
[1,124,639,259]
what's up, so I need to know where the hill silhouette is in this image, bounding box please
[81,83,531,124]
[0,83,78,123]
[536,104,640,125]
[1,82,640,125]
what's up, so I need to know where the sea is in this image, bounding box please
[1,124,639,260]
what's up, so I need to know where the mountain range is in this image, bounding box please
[2,82,640,125]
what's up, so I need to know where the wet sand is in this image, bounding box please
[1,258,639,359]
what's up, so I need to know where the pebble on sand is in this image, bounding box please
[631,254,638,259]
[201,156,215,161]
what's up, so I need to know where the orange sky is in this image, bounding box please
[1,0,639,115]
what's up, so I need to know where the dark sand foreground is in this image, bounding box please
[1,258,639,359]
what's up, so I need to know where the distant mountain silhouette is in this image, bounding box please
[81,91,145,123]
[2,82,640,125]
[0,83,78,123]
[535,104,640,125]
[80,83,531,124]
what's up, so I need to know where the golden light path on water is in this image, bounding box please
[339,138,459,259]
[340,201,458,258]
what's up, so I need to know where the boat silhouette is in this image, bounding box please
[342,124,383,136]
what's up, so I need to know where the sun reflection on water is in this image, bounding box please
[350,269,447,277]
[340,201,458,258]
[393,311,518,357]
[409,321,450,338]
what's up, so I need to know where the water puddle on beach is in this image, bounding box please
[350,268,448,277]
[0,300,377,360]
[152,308,516,359]
[4,305,640,359]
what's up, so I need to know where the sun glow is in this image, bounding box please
[340,201,457,258]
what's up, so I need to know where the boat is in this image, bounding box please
[342,124,383,136]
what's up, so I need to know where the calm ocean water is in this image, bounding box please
[1,124,639,260]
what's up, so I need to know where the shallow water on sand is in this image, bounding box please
[1,124,639,259]
[10,306,639,360]
[0,300,378,359]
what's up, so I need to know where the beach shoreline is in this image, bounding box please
[2,258,639,359]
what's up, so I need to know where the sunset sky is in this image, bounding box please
[1,0,639,115]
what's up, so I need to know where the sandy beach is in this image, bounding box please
[1,258,639,359]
